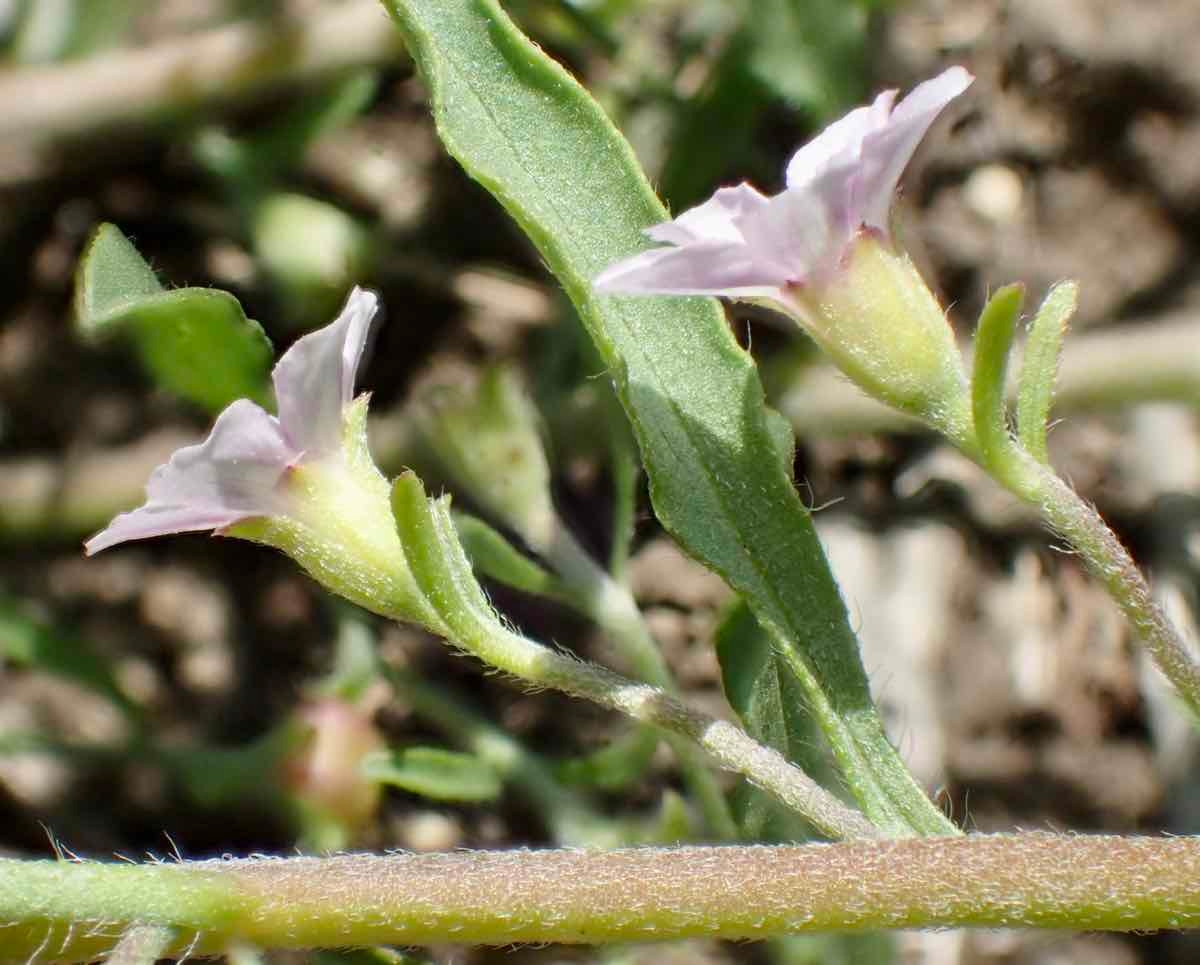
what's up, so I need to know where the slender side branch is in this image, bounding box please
[392,476,875,840]
[1016,457,1200,717]
[522,640,877,839]
[3,834,1200,959]
[542,524,739,839]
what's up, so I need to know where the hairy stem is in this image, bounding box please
[1010,455,1200,718]
[3,834,1199,959]
[456,618,873,840]
[942,380,1200,720]
[386,666,626,847]
[392,479,875,840]
[542,524,739,839]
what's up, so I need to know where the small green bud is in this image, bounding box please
[414,367,557,552]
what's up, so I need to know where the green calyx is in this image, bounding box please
[779,235,971,438]
[230,397,439,630]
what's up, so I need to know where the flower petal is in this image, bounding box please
[85,399,297,555]
[593,68,973,303]
[856,66,973,231]
[738,168,859,284]
[784,90,895,192]
[273,286,378,455]
[645,184,771,245]
[594,239,790,298]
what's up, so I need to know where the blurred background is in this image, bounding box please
[3,1,1200,962]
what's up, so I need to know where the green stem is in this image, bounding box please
[1002,453,1200,719]
[950,312,1200,722]
[393,477,874,840]
[457,603,872,840]
[4,835,1200,959]
[543,525,739,839]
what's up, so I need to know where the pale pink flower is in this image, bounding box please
[594,67,972,299]
[85,287,377,555]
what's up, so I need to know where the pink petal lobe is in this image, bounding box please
[593,67,972,303]
[84,505,253,556]
[645,184,771,245]
[857,67,973,231]
[594,239,788,298]
[273,286,378,455]
[784,91,895,192]
[734,177,850,286]
[85,399,297,555]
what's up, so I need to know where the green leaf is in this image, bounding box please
[1017,281,1078,464]
[74,224,273,413]
[716,598,825,841]
[717,600,815,767]
[73,222,163,320]
[361,747,502,802]
[384,0,952,836]
[452,512,572,603]
[556,726,659,791]
[971,284,1025,469]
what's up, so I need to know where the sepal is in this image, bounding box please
[778,235,971,436]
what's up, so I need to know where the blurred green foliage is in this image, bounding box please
[74,223,274,413]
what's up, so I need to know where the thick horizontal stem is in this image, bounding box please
[2,834,1199,960]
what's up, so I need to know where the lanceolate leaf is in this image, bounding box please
[383,0,951,835]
